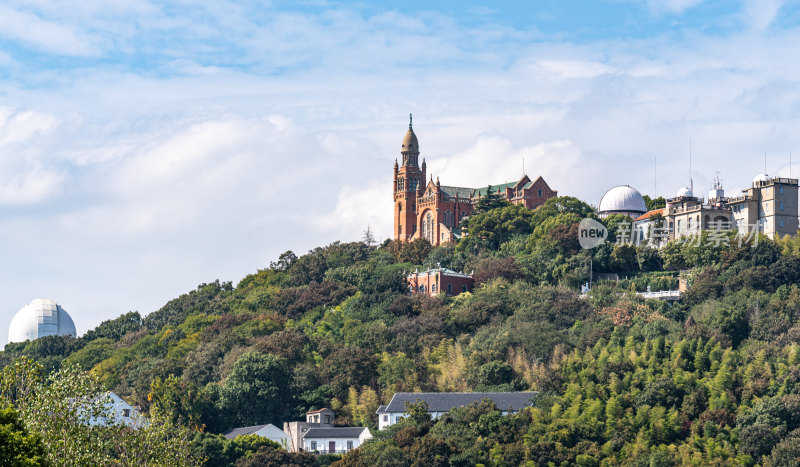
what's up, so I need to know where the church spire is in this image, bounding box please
[409,113,413,130]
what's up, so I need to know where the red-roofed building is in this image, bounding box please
[393,115,557,246]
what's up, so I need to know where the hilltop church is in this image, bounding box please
[393,116,557,246]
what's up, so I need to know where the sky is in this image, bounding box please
[2,0,800,340]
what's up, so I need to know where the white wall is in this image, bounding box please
[303,437,361,453]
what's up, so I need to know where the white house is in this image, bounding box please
[222,423,290,447]
[285,408,337,452]
[87,392,144,428]
[376,392,537,430]
[302,427,371,454]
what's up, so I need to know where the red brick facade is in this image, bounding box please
[407,268,474,297]
[393,119,557,246]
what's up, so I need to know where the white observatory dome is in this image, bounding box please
[753,173,770,184]
[598,185,647,218]
[8,299,76,344]
[676,186,694,197]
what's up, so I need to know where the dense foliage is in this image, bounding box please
[4,195,800,465]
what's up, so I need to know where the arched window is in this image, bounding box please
[447,283,452,294]
[420,211,435,243]
[462,285,468,292]
[398,203,402,212]
[538,189,542,197]
[432,284,437,293]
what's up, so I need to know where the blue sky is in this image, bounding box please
[1,0,800,341]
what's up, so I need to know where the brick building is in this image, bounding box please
[393,116,557,246]
[407,267,474,297]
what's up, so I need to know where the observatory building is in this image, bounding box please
[598,185,648,219]
[8,299,76,344]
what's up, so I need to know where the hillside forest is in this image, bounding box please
[6,195,800,465]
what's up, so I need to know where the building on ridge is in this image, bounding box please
[728,174,799,239]
[393,115,557,246]
[376,392,537,430]
[406,267,474,297]
[598,185,648,219]
[625,173,798,246]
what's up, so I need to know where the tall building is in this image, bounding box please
[393,116,557,246]
[728,174,799,239]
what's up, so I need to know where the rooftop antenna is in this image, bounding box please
[522,157,525,176]
[764,152,767,174]
[712,170,722,189]
[791,152,793,179]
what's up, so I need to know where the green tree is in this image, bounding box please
[464,204,535,249]
[0,404,47,466]
[642,195,666,211]
[474,185,512,213]
[0,357,197,466]
[220,352,291,427]
[236,445,317,467]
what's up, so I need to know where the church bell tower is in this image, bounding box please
[394,114,425,241]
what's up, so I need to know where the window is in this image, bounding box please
[122,409,130,418]
[781,219,785,227]
[447,283,452,294]
[421,211,435,243]
[347,441,354,450]
[383,415,388,422]
[432,284,437,293]
[462,285,467,292]
[420,285,426,293]
[311,442,317,451]
[780,202,784,211]
[780,186,785,194]
[324,415,330,424]
[398,203,402,212]
[538,188,542,197]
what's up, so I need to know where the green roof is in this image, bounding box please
[474,181,518,197]
[440,185,475,199]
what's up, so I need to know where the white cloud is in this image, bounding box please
[0,5,99,56]
[640,0,705,15]
[741,0,784,30]
[311,181,393,241]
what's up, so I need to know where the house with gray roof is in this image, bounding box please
[302,426,371,454]
[376,392,537,430]
[222,423,289,447]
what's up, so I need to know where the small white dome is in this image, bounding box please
[598,185,647,216]
[753,173,770,183]
[676,186,694,197]
[8,299,76,344]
